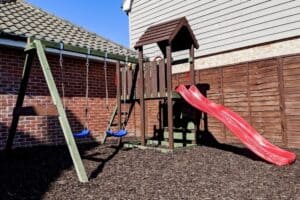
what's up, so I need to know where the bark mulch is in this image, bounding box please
[0,142,299,200]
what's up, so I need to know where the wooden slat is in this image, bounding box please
[150,61,158,97]
[127,68,133,98]
[166,45,174,149]
[6,49,34,151]
[159,60,166,97]
[135,67,140,99]
[136,28,176,42]
[138,48,146,146]
[144,62,151,98]
[120,68,124,98]
[282,55,300,65]
[13,105,58,116]
[282,55,300,147]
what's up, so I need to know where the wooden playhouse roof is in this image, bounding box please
[134,17,199,52]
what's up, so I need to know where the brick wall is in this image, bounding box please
[0,46,120,149]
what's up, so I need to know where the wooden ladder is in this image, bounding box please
[102,100,135,144]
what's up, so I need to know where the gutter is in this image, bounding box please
[0,38,130,64]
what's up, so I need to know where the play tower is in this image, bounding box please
[134,17,199,149]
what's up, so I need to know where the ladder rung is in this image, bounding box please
[121,100,134,104]
[13,105,58,116]
[116,111,129,115]
[110,123,118,127]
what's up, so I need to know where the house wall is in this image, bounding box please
[0,46,122,149]
[125,0,300,149]
[129,0,300,59]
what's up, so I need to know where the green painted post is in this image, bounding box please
[34,40,88,182]
[6,49,34,151]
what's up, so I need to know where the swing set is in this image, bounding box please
[59,43,91,138]
[59,45,129,139]
[103,53,128,138]
[5,38,137,183]
[6,17,205,183]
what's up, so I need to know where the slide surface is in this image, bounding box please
[176,84,296,166]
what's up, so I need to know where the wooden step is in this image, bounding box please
[124,142,172,153]
[147,140,195,148]
[163,132,196,141]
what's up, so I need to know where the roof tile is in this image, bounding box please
[0,0,136,58]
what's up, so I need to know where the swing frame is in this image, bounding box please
[5,38,138,183]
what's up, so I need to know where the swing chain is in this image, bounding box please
[104,52,109,111]
[59,42,66,109]
[121,56,128,130]
[85,47,90,130]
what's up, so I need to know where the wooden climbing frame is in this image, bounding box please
[133,17,199,149]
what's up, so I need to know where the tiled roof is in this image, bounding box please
[135,17,199,51]
[0,0,137,57]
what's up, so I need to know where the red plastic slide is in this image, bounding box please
[176,84,296,166]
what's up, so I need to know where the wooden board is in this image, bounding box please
[150,61,158,97]
[144,62,151,98]
[159,60,166,97]
[13,105,58,116]
[282,56,300,147]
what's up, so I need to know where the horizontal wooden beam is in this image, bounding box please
[13,105,58,117]
[27,38,139,64]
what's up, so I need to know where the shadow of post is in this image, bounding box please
[0,108,101,199]
[86,144,122,180]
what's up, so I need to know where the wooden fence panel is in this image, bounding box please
[282,55,300,148]
[249,59,283,144]
[199,68,225,142]
[168,54,300,148]
[223,64,250,143]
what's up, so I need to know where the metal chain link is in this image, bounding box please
[59,42,66,109]
[85,47,90,130]
[104,52,109,110]
[122,56,128,130]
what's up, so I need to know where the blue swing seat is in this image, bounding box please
[106,129,128,138]
[73,129,90,138]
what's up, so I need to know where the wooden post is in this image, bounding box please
[6,48,34,151]
[189,44,197,144]
[159,60,166,97]
[116,61,122,130]
[150,61,158,98]
[127,67,132,98]
[34,40,88,182]
[189,44,195,85]
[277,57,287,146]
[166,45,174,149]
[138,48,146,146]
